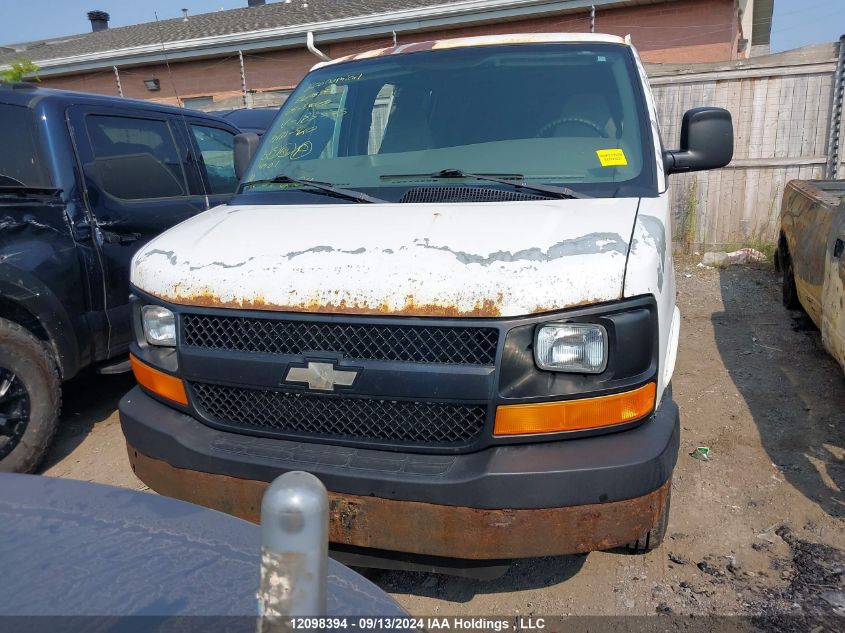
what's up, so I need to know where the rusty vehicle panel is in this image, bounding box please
[132,201,635,318]
[129,445,669,560]
[778,179,845,373]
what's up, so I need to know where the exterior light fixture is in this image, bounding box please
[144,78,161,91]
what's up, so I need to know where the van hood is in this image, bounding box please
[131,199,640,318]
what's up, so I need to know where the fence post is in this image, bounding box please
[258,471,329,633]
[826,35,845,179]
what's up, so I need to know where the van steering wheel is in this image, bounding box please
[536,117,607,138]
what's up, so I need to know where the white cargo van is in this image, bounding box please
[120,34,733,572]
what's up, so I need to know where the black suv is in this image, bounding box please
[0,84,241,472]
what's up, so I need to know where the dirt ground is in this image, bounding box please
[40,263,845,624]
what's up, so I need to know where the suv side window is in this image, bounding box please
[190,124,238,194]
[0,103,52,187]
[84,115,188,200]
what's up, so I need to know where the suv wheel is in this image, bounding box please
[626,484,671,554]
[0,318,61,473]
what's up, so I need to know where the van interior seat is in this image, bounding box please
[547,92,618,138]
[378,89,435,154]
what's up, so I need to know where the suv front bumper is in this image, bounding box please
[120,386,679,560]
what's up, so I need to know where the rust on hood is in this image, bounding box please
[154,290,505,318]
[128,445,670,560]
[529,295,618,314]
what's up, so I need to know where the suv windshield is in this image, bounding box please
[0,103,52,188]
[243,43,655,199]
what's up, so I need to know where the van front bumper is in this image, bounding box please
[120,386,679,560]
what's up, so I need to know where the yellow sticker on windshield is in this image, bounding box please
[596,149,628,167]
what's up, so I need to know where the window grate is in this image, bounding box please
[182,314,499,365]
[399,186,547,204]
[191,382,487,446]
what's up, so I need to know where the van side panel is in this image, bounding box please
[623,193,676,404]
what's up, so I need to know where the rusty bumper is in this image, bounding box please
[127,444,669,560]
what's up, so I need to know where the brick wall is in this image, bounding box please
[41,46,321,105]
[40,0,739,105]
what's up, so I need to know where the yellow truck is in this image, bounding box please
[777,179,845,373]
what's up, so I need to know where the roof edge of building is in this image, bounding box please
[4,0,670,76]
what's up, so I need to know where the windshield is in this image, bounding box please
[0,103,52,188]
[243,43,655,200]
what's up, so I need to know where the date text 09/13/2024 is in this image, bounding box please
[289,618,546,631]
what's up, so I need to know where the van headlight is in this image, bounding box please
[141,305,176,347]
[534,323,607,373]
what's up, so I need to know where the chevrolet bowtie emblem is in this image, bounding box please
[284,362,359,391]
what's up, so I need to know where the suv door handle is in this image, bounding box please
[835,239,844,259]
[100,229,140,245]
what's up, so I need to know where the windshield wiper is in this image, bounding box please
[239,174,387,204]
[381,169,590,200]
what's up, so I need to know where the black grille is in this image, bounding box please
[399,186,547,204]
[182,315,498,365]
[191,382,487,445]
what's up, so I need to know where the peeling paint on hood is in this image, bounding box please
[131,199,641,318]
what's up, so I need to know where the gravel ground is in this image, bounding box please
[40,263,845,624]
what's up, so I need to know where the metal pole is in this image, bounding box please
[238,50,248,108]
[258,471,329,633]
[590,5,596,33]
[825,35,845,179]
[113,65,124,97]
[306,31,332,62]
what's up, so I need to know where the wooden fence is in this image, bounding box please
[647,39,845,250]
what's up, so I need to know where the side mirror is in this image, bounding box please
[664,107,733,175]
[234,132,260,180]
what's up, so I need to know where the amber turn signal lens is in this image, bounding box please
[130,354,188,405]
[494,382,656,436]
